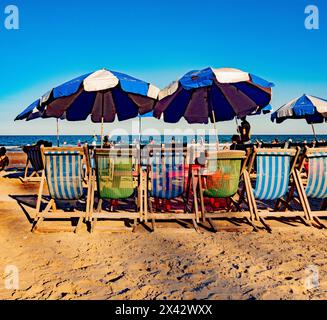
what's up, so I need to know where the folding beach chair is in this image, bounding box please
[292,147,327,227]
[145,148,199,231]
[21,145,44,182]
[32,146,92,233]
[244,147,312,231]
[194,150,256,232]
[89,148,141,232]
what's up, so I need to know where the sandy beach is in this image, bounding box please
[0,166,326,301]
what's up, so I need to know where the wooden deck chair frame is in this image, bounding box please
[20,145,44,182]
[291,147,327,228]
[193,150,258,232]
[144,147,199,232]
[33,145,92,233]
[89,148,142,233]
[244,147,312,231]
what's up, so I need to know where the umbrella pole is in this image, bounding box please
[139,116,142,145]
[139,116,142,165]
[235,118,239,133]
[100,92,105,148]
[100,116,104,148]
[211,110,220,149]
[56,119,60,147]
[311,123,318,142]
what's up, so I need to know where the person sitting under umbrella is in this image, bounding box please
[230,134,241,150]
[103,135,111,148]
[238,117,251,144]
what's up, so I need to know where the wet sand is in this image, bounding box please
[0,168,326,300]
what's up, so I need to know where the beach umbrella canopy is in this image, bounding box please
[271,94,327,124]
[15,69,160,122]
[15,69,159,146]
[154,67,274,124]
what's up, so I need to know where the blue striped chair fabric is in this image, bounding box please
[150,152,185,200]
[254,152,292,200]
[44,151,84,200]
[27,146,43,171]
[306,152,327,199]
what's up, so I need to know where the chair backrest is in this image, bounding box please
[260,142,286,149]
[288,142,315,149]
[202,151,246,198]
[253,148,299,200]
[94,149,135,200]
[231,143,256,151]
[149,148,185,200]
[305,147,327,199]
[315,141,327,148]
[24,145,44,171]
[42,147,85,200]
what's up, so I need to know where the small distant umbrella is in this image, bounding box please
[154,67,274,146]
[15,69,159,147]
[271,94,327,140]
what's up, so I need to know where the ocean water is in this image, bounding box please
[0,135,326,151]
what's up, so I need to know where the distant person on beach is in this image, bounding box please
[230,135,241,150]
[116,136,122,144]
[91,135,97,147]
[238,117,251,144]
[0,147,9,171]
[103,135,110,148]
[272,138,279,144]
[149,136,154,145]
[77,140,81,147]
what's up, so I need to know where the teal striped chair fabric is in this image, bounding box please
[150,151,185,200]
[305,152,327,199]
[254,151,292,200]
[44,151,84,200]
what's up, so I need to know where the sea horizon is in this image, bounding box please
[0,134,326,148]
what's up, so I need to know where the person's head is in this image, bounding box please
[231,135,240,144]
[0,147,6,157]
[171,136,175,142]
[241,116,247,122]
[149,136,154,142]
[117,136,122,143]
[103,135,109,144]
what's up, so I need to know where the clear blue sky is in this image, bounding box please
[0,0,326,136]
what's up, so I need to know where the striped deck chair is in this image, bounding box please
[244,148,311,231]
[194,151,256,232]
[293,147,327,228]
[145,148,199,231]
[89,148,141,232]
[21,145,44,182]
[32,146,91,233]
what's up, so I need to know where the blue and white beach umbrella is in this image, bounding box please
[154,67,274,124]
[154,67,274,144]
[15,69,160,146]
[271,94,327,138]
